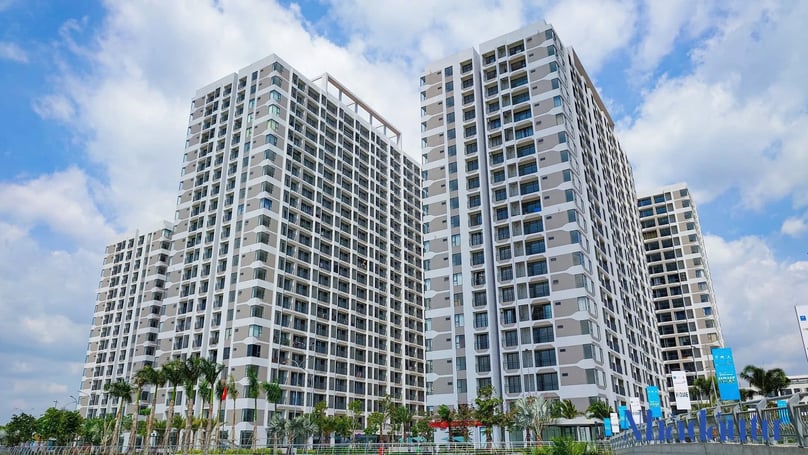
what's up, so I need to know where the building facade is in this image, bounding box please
[419,22,667,429]
[637,183,725,411]
[78,222,174,418]
[79,56,425,446]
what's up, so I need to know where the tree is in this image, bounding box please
[551,399,580,420]
[377,395,394,442]
[332,415,352,442]
[81,415,115,446]
[226,375,239,447]
[391,406,412,442]
[105,378,134,454]
[510,395,552,445]
[5,412,37,446]
[411,415,433,442]
[309,401,332,445]
[214,378,227,447]
[161,359,184,448]
[585,400,612,420]
[128,366,151,453]
[266,414,285,454]
[140,364,165,454]
[454,404,474,442]
[365,412,384,438]
[199,358,224,455]
[740,365,791,398]
[36,407,83,446]
[262,381,283,421]
[348,399,363,443]
[180,356,204,453]
[474,384,504,447]
[246,366,261,450]
[691,376,718,404]
[435,404,454,444]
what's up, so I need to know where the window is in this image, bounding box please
[457,379,467,393]
[452,273,463,286]
[454,314,464,327]
[449,179,458,191]
[524,219,544,234]
[448,162,457,173]
[533,326,553,343]
[535,349,556,367]
[471,251,485,265]
[476,355,491,373]
[246,344,261,357]
[475,333,489,350]
[493,170,506,183]
[445,81,454,92]
[249,325,262,338]
[496,207,509,220]
[468,195,481,208]
[451,234,461,247]
[474,312,488,328]
[516,143,535,157]
[242,408,255,422]
[518,162,538,176]
[515,126,533,139]
[456,356,466,371]
[467,159,479,172]
[450,197,460,209]
[526,239,546,255]
[451,215,460,227]
[523,200,541,214]
[537,372,559,391]
[495,188,507,201]
[506,375,522,393]
[467,176,480,189]
[470,232,483,246]
[504,330,518,346]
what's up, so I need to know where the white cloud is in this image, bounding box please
[781,215,807,238]
[705,234,808,375]
[621,1,808,210]
[0,41,28,63]
[0,168,115,246]
[0,223,102,420]
[545,0,638,72]
[32,94,75,121]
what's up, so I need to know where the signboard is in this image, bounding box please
[672,371,691,411]
[609,412,619,434]
[646,386,662,418]
[618,406,629,429]
[795,306,808,362]
[777,399,790,425]
[712,347,741,401]
[629,397,642,424]
[603,418,612,436]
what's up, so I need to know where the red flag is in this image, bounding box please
[221,385,227,401]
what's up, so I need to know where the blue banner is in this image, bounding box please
[618,405,629,429]
[603,418,612,436]
[712,347,741,401]
[646,386,662,418]
[777,400,791,425]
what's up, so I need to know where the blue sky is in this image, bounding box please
[1,0,807,421]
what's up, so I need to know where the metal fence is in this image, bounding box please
[0,440,611,455]
[609,393,808,449]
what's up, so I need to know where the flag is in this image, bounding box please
[221,385,227,401]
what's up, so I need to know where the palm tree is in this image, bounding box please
[435,404,454,444]
[391,405,412,443]
[104,379,134,455]
[246,367,261,450]
[510,395,552,445]
[161,359,184,448]
[226,375,239,447]
[262,381,283,420]
[214,378,227,448]
[142,365,166,455]
[740,365,791,398]
[552,399,580,419]
[377,395,394,443]
[585,400,612,420]
[691,376,718,404]
[199,359,225,455]
[266,414,285,454]
[180,356,204,453]
[128,367,151,453]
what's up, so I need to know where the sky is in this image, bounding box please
[0,0,807,422]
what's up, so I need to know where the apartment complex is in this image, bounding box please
[419,22,667,426]
[78,56,425,445]
[638,183,725,410]
[78,222,173,418]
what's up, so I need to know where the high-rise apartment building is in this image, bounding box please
[638,183,725,410]
[419,22,666,428]
[78,55,425,446]
[78,222,174,418]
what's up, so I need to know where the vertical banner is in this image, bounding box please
[672,371,692,411]
[618,405,629,429]
[712,347,741,401]
[609,412,620,434]
[603,418,613,437]
[646,386,662,418]
[777,399,791,425]
[629,397,642,424]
